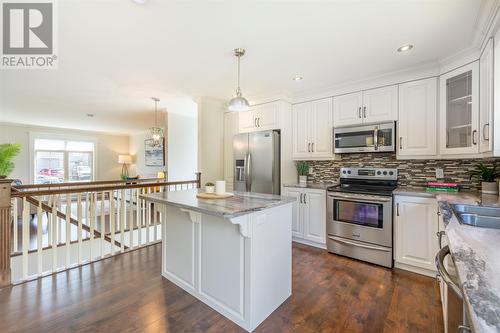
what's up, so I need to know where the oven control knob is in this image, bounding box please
[377,171,381,175]
[383,171,387,175]
[347,170,351,174]
[389,171,394,175]
[342,170,346,174]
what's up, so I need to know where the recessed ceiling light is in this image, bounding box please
[397,44,414,53]
[292,75,303,81]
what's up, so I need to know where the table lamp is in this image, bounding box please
[118,154,132,180]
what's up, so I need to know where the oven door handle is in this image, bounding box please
[328,236,391,252]
[327,192,392,203]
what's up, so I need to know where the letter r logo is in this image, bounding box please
[2,3,53,54]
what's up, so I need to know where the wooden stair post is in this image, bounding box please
[0,179,12,288]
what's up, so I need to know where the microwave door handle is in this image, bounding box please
[373,126,379,150]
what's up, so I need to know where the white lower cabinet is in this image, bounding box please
[394,195,439,276]
[284,187,326,247]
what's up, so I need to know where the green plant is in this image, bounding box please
[0,144,21,177]
[469,163,500,182]
[295,161,309,176]
[205,182,215,186]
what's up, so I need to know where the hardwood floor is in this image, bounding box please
[0,242,443,333]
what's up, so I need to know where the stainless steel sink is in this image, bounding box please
[451,204,500,229]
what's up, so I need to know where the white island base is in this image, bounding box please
[159,202,292,332]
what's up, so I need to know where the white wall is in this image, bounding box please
[197,97,225,185]
[168,110,198,181]
[0,122,129,183]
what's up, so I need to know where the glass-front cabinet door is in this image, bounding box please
[439,61,479,155]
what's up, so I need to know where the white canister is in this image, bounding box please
[215,180,226,194]
[205,185,215,193]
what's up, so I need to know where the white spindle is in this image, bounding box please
[137,188,142,247]
[146,187,151,245]
[47,196,52,247]
[51,195,58,272]
[37,200,43,276]
[22,197,29,280]
[110,190,115,255]
[129,189,134,248]
[66,194,71,268]
[77,193,82,265]
[120,189,125,252]
[12,198,18,253]
[153,188,157,242]
[100,191,105,258]
[90,192,96,262]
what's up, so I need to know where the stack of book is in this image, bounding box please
[425,182,459,192]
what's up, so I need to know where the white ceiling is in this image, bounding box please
[0,0,494,133]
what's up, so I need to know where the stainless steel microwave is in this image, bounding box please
[334,122,396,153]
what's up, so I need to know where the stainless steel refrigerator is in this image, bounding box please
[233,130,280,195]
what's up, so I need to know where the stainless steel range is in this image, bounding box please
[326,167,398,268]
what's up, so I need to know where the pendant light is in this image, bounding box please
[149,97,164,147]
[228,48,250,112]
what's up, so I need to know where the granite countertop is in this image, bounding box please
[437,194,500,333]
[283,181,338,190]
[140,189,296,218]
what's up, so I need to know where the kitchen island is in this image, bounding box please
[140,189,295,332]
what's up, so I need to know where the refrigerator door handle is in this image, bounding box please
[246,153,252,191]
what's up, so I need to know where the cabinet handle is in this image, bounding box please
[358,107,362,119]
[299,193,303,204]
[472,130,478,145]
[254,118,258,127]
[303,193,306,204]
[257,118,261,127]
[399,137,403,150]
[363,106,367,118]
[307,143,311,152]
[396,203,400,216]
[483,123,490,141]
[311,143,314,152]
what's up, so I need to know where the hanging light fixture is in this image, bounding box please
[228,48,250,112]
[149,97,164,146]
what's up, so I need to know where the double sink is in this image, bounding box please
[451,204,500,229]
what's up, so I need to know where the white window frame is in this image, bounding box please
[29,132,98,184]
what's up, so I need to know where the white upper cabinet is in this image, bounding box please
[292,97,334,160]
[333,92,363,127]
[439,61,479,155]
[398,78,437,157]
[362,85,398,124]
[333,85,398,127]
[238,102,280,133]
[480,38,494,153]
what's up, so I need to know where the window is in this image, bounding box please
[33,138,95,184]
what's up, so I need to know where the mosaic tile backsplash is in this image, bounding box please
[306,153,500,191]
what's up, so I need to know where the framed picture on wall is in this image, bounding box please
[144,138,165,166]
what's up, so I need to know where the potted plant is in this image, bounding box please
[205,182,215,193]
[0,144,21,179]
[296,161,309,186]
[469,163,500,194]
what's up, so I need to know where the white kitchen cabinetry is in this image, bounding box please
[283,187,326,248]
[398,78,438,157]
[292,98,334,160]
[333,85,398,127]
[238,103,280,133]
[439,61,480,155]
[394,195,439,275]
[480,38,494,153]
[224,112,239,191]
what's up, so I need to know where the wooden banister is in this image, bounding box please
[14,178,166,190]
[0,179,12,288]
